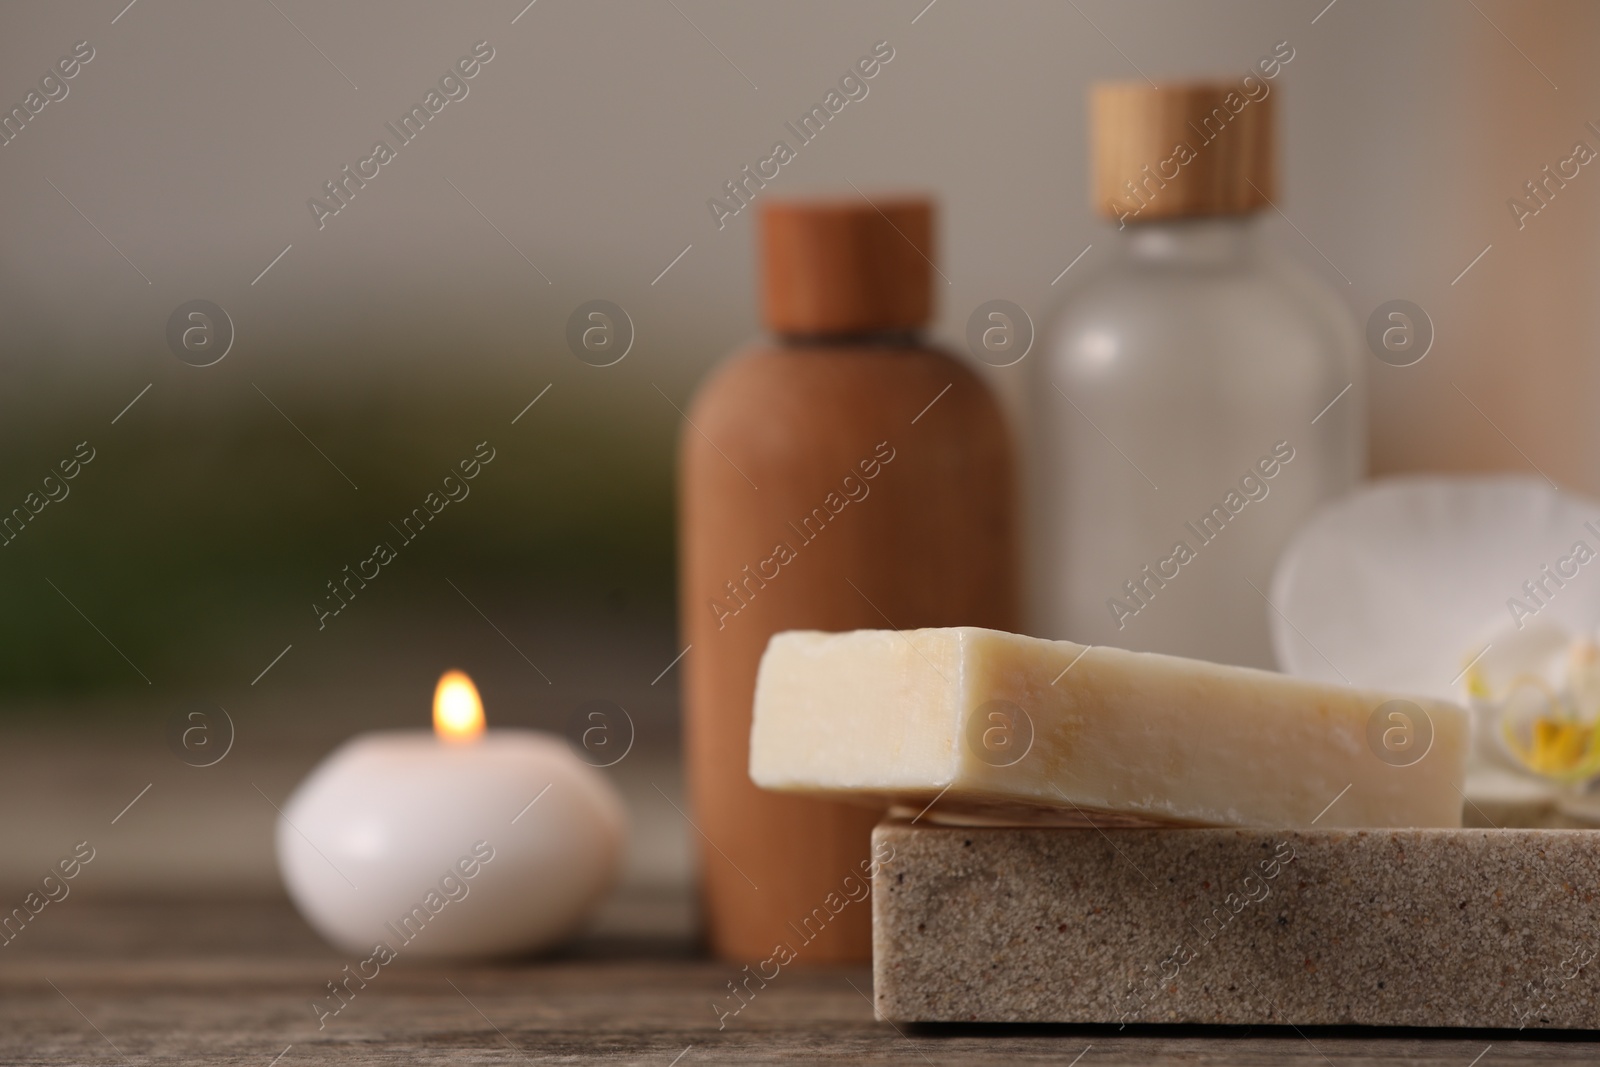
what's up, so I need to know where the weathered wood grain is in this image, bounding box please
[2,896,1598,1065]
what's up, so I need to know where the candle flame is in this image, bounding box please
[433,670,485,743]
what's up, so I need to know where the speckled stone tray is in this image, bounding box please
[872,819,1600,1028]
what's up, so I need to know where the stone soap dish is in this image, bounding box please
[872,819,1600,1028]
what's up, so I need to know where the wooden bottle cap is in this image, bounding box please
[1091,80,1276,224]
[759,195,934,335]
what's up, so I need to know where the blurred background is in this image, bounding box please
[2,0,1597,913]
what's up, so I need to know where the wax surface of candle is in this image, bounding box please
[278,730,625,958]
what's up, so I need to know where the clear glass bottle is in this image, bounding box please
[1031,81,1363,669]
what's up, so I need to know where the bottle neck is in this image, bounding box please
[1122,214,1259,267]
[772,327,925,348]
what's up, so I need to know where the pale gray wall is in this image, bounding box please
[4,1,1594,492]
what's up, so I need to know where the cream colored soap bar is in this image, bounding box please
[749,628,1468,828]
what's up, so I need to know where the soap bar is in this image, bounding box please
[749,627,1468,828]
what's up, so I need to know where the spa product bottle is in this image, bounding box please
[679,196,1018,964]
[1033,80,1363,669]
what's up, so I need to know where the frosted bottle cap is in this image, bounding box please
[1091,80,1277,223]
[759,195,934,335]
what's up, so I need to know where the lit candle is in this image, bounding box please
[277,670,627,958]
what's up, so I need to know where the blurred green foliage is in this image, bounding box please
[0,338,679,700]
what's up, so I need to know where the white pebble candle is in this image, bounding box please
[277,671,626,958]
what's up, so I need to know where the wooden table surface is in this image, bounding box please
[3,895,1598,1065]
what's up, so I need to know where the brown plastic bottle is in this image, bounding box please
[678,195,1020,964]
